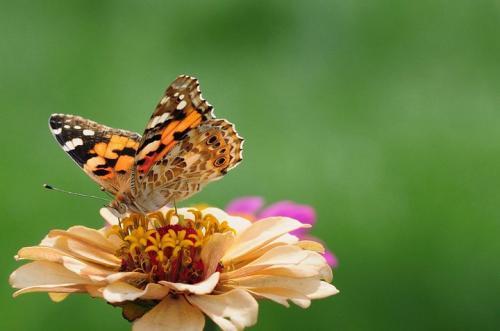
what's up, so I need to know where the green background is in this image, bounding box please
[1,1,499,330]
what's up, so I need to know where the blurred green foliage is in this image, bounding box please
[1,1,500,330]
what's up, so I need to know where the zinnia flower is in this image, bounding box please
[10,207,338,330]
[226,197,338,267]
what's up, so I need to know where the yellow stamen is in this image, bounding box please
[110,207,235,283]
[123,226,156,255]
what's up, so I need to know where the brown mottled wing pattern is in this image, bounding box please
[131,75,244,211]
[133,75,214,177]
[49,114,141,195]
[133,119,243,211]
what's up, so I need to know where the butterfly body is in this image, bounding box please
[49,75,243,213]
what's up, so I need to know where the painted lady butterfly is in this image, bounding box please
[49,75,244,213]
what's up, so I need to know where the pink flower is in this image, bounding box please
[226,197,338,267]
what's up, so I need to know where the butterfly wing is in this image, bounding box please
[132,118,243,211]
[131,75,244,211]
[134,75,214,176]
[49,114,142,195]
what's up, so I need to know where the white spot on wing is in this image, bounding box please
[158,112,169,124]
[83,129,95,136]
[64,125,70,129]
[148,116,159,129]
[137,140,160,159]
[74,125,81,129]
[148,112,170,129]
[52,128,62,135]
[72,138,83,147]
[177,100,187,110]
[64,140,75,151]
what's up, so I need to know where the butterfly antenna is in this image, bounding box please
[43,184,109,202]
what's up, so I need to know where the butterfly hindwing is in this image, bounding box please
[130,75,244,211]
[131,118,244,211]
[49,114,141,195]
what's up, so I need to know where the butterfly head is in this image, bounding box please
[110,193,140,214]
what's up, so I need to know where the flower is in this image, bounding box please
[10,207,338,331]
[226,196,338,267]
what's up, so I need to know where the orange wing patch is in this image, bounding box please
[137,107,203,174]
[134,75,215,177]
[85,135,140,179]
[115,155,135,173]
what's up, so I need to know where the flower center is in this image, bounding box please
[107,209,233,285]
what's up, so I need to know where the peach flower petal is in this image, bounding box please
[222,217,309,264]
[248,288,291,307]
[228,275,334,302]
[293,250,333,282]
[202,207,252,234]
[105,272,148,283]
[159,272,220,295]
[200,232,234,277]
[84,285,103,298]
[248,287,311,308]
[63,237,121,267]
[60,256,115,280]
[48,292,71,302]
[16,246,72,262]
[306,281,339,299]
[10,261,92,289]
[103,282,169,303]
[13,285,84,298]
[133,295,204,331]
[220,245,309,280]
[296,240,325,253]
[39,235,58,247]
[188,289,258,331]
[49,226,117,253]
[231,235,298,265]
[255,264,329,280]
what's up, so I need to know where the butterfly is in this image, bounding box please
[49,75,244,214]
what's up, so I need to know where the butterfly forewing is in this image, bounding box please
[49,114,141,195]
[134,75,215,178]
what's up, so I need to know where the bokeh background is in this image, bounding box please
[1,1,500,330]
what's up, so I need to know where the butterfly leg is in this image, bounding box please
[173,199,179,216]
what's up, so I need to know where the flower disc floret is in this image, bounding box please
[108,209,234,284]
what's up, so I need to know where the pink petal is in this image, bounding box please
[258,201,316,228]
[323,249,338,268]
[225,197,264,217]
